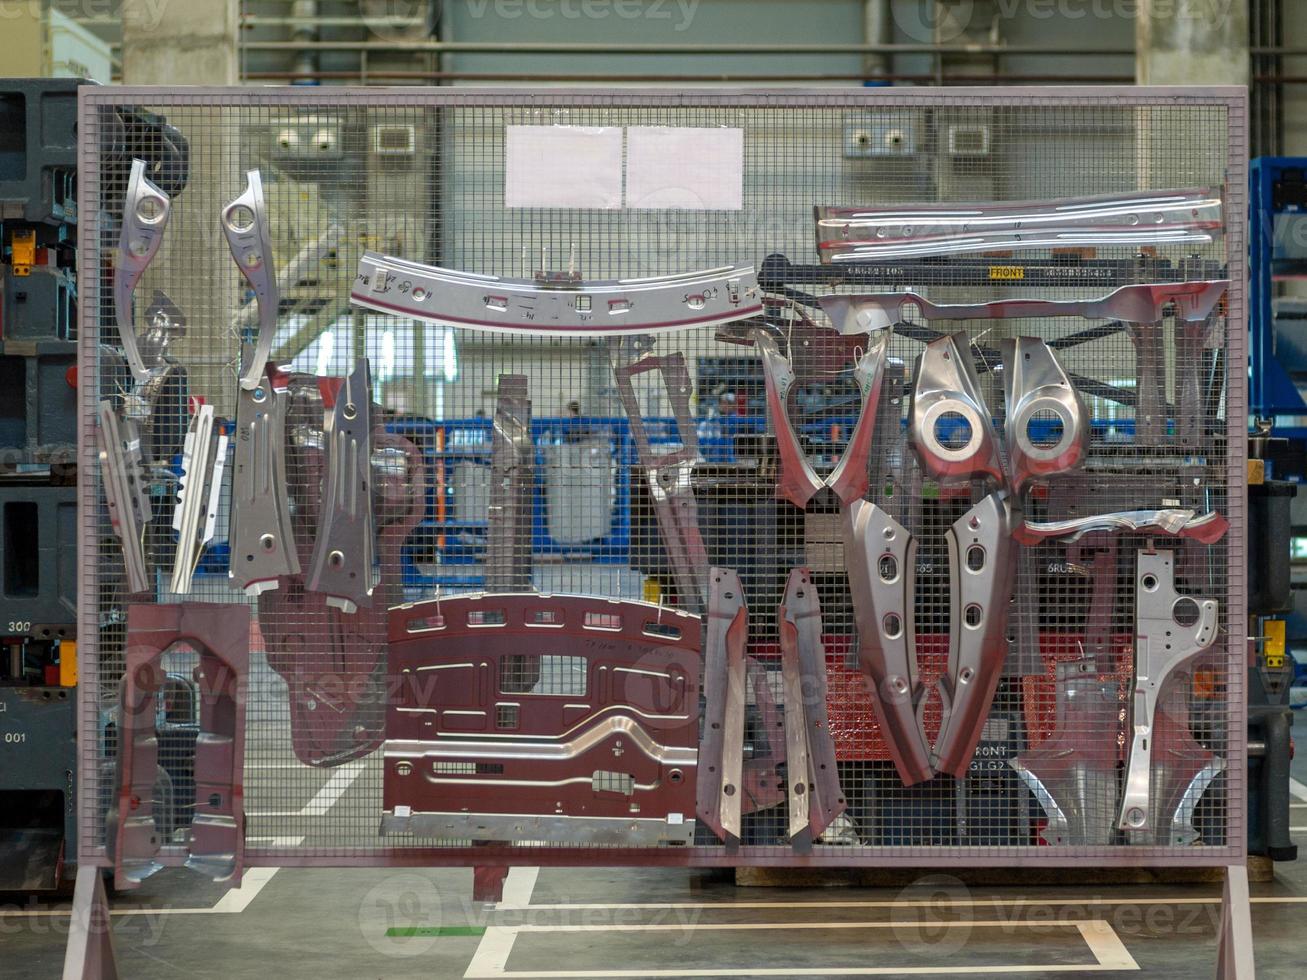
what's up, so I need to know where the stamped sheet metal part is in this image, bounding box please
[778,568,847,851]
[169,404,229,595]
[613,351,709,610]
[842,500,933,786]
[110,603,251,890]
[1128,680,1226,846]
[698,568,747,846]
[812,282,1230,335]
[1118,549,1219,834]
[97,399,153,595]
[487,374,535,593]
[229,374,300,595]
[261,414,428,768]
[1001,337,1089,497]
[222,170,279,391]
[909,332,1005,486]
[306,359,376,614]
[753,328,824,507]
[351,252,763,336]
[932,492,1018,779]
[114,159,173,386]
[1015,509,1229,546]
[814,188,1223,262]
[1011,660,1122,846]
[382,593,701,845]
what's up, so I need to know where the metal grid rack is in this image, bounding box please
[77,86,1247,872]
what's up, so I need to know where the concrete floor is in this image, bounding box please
[3,746,1306,978]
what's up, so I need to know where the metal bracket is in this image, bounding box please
[114,159,173,386]
[909,332,1004,486]
[932,492,1017,779]
[842,500,933,786]
[352,252,763,336]
[612,350,709,611]
[487,374,534,593]
[222,170,279,391]
[306,359,376,613]
[1001,337,1089,497]
[698,568,748,846]
[97,400,152,595]
[778,568,847,851]
[229,374,300,595]
[1015,509,1229,546]
[170,405,228,595]
[1117,549,1219,834]
[815,188,1222,262]
[110,603,250,890]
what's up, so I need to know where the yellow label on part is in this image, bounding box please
[59,639,77,687]
[11,228,35,277]
[988,265,1024,281]
[642,578,662,605]
[1249,458,1266,486]
[1265,619,1287,669]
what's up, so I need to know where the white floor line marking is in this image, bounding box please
[1288,777,1307,802]
[247,760,365,817]
[462,919,1135,978]
[1077,920,1140,970]
[464,867,540,978]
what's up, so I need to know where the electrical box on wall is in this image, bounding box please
[842,109,922,158]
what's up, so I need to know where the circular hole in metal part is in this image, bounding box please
[1172,596,1201,627]
[890,676,908,695]
[1141,573,1159,592]
[794,782,806,796]
[878,554,898,582]
[686,295,706,310]
[260,533,275,551]
[129,237,151,257]
[342,403,357,421]
[960,667,975,683]
[723,591,734,600]
[328,550,345,569]
[252,386,267,403]
[226,204,256,233]
[883,526,895,540]
[243,249,263,269]
[395,761,412,776]
[882,613,903,639]
[669,769,684,784]
[966,544,986,572]
[209,794,222,808]
[136,195,166,224]
[723,784,735,797]
[1026,408,1066,449]
[934,409,972,450]
[963,603,983,628]
[1126,807,1146,827]
[412,287,428,302]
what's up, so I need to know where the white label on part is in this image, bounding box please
[504,126,623,210]
[626,127,744,211]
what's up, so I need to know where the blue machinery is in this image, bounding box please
[1252,157,1307,440]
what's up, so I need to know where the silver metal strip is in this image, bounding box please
[113,159,172,386]
[97,400,152,595]
[222,170,279,391]
[229,377,300,595]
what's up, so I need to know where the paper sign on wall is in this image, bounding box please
[504,126,623,210]
[626,127,744,211]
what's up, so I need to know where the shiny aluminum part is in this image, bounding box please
[169,405,227,595]
[1009,659,1121,846]
[233,224,342,339]
[114,159,173,385]
[486,374,534,593]
[842,500,933,786]
[698,568,748,845]
[351,251,763,337]
[613,351,709,610]
[1118,549,1219,834]
[908,332,1004,486]
[932,492,1017,779]
[815,188,1222,262]
[753,329,825,508]
[97,400,152,595]
[1014,509,1229,546]
[823,326,891,505]
[307,359,376,614]
[229,377,300,595]
[1128,321,1167,445]
[222,170,279,391]
[380,810,695,847]
[812,281,1229,335]
[779,567,847,850]
[1000,337,1089,496]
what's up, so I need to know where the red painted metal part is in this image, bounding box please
[384,594,701,834]
[259,383,428,767]
[113,603,250,891]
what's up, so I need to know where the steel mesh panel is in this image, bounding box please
[78,86,1247,869]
